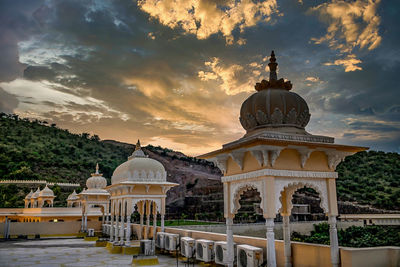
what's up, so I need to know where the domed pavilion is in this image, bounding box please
[105,140,178,246]
[67,190,80,207]
[79,163,110,232]
[24,189,34,208]
[199,51,368,267]
[37,185,55,207]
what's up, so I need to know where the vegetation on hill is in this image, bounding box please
[292,223,400,247]
[336,151,400,210]
[0,113,399,214]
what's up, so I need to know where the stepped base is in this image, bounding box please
[132,256,159,266]
[123,245,140,255]
[84,236,98,241]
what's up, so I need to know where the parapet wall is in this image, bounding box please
[0,221,101,236]
[131,224,400,267]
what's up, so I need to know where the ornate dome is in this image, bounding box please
[39,185,54,197]
[111,140,167,185]
[31,187,41,199]
[67,190,79,200]
[239,51,311,135]
[25,190,33,200]
[86,163,107,190]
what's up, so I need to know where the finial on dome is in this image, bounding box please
[254,50,292,91]
[91,163,102,176]
[135,139,141,151]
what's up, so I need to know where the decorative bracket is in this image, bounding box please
[209,154,229,174]
[229,150,246,170]
[321,149,353,170]
[269,148,283,167]
[145,185,151,193]
[289,146,314,168]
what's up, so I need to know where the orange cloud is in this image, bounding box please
[137,0,279,44]
[324,54,363,72]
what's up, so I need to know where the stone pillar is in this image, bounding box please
[266,218,277,267]
[84,214,88,232]
[115,214,120,242]
[145,201,151,239]
[126,215,131,246]
[226,217,234,267]
[153,211,157,240]
[161,213,165,232]
[109,214,114,241]
[329,216,340,267]
[119,216,124,244]
[81,213,84,232]
[282,215,292,267]
[139,213,144,240]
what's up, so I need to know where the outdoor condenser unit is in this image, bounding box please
[214,241,237,266]
[140,239,154,256]
[164,233,179,251]
[180,237,195,258]
[237,244,263,267]
[87,228,95,237]
[195,239,214,263]
[156,232,166,249]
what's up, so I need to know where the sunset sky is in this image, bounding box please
[1,0,399,155]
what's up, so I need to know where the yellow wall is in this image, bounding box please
[226,149,332,176]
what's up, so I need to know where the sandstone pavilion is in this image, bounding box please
[199,51,367,267]
[103,140,178,255]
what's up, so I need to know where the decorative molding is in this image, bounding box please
[269,148,283,167]
[145,185,151,193]
[222,168,337,182]
[320,149,353,170]
[209,154,229,174]
[275,178,329,214]
[288,146,314,168]
[250,150,263,166]
[0,180,80,187]
[229,150,245,170]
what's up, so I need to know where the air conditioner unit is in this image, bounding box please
[237,244,263,267]
[156,232,166,249]
[140,239,155,256]
[87,228,95,237]
[180,237,195,258]
[196,239,214,263]
[214,241,237,266]
[164,233,179,251]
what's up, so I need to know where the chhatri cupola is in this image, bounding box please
[111,140,167,184]
[199,51,368,267]
[240,51,310,136]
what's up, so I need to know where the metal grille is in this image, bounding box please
[216,245,224,262]
[197,243,203,259]
[239,249,247,267]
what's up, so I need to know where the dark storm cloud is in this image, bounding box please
[1,0,399,153]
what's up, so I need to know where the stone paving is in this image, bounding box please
[0,238,201,267]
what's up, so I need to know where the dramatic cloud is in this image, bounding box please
[0,0,398,154]
[311,0,382,71]
[138,0,279,44]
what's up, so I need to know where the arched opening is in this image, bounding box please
[290,187,325,222]
[234,188,263,224]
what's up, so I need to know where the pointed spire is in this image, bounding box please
[268,50,278,81]
[96,163,99,174]
[135,139,141,151]
[128,139,147,159]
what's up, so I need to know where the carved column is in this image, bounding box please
[152,204,157,240]
[139,201,144,240]
[282,215,292,267]
[145,200,151,239]
[109,213,114,241]
[266,218,277,267]
[329,216,340,267]
[226,217,234,267]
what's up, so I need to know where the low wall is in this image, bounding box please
[131,224,400,267]
[169,221,364,239]
[0,221,101,236]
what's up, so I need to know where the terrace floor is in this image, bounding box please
[0,238,201,267]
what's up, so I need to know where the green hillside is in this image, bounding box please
[0,113,399,211]
[336,151,400,210]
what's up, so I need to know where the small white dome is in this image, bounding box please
[39,185,54,197]
[67,190,79,201]
[25,190,34,200]
[86,163,107,190]
[31,187,41,199]
[111,140,167,185]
